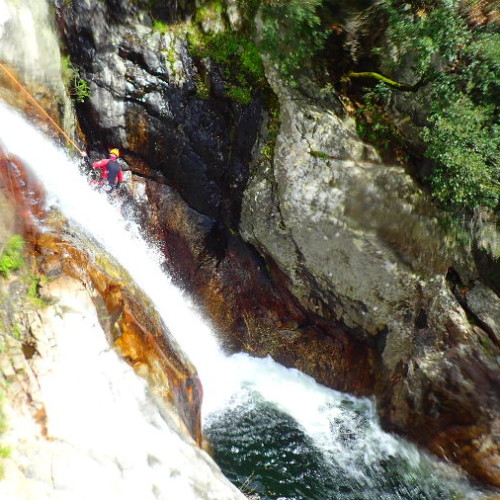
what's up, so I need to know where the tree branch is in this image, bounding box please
[345,71,429,92]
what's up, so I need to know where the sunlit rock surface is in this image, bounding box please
[240,68,500,486]
[0,0,74,134]
[125,174,377,396]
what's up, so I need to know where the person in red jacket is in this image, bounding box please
[81,148,123,192]
[91,148,123,192]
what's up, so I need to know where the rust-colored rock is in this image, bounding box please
[133,178,378,397]
[53,238,203,444]
[379,346,500,487]
[0,148,203,445]
[0,144,45,234]
[0,64,66,144]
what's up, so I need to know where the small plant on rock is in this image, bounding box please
[61,55,91,103]
[0,235,24,278]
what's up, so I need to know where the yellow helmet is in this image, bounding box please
[109,148,120,157]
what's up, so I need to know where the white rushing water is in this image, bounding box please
[0,103,487,499]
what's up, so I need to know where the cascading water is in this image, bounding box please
[0,102,493,500]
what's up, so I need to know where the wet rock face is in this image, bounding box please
[104,0,195,23]
[0,148,203,445]
[126,175,378,397]
[52,235,204,444]
[55,0,261,226]
[0,145,46,234]
[380,342,500,487]
[0,270,245,500]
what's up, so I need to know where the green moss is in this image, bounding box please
[11,324,22,340]
[226,85,252,105]
[478,334,491,348]
[195,0,225,24]
[0,235,24,278]
[189,29,264,80]
[165,47,177,67]
[194,74,211,99]
[309,150,331,160]
[188,4,265,105]
[260,143,274,161]
[26,275,50,308]
[259,95,280,163]
[188,1,281,151]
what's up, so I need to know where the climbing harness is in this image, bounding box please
[0,61,85,155]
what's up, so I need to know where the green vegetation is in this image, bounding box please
[61,55,91,103]
[152,19,168,34]
[366,0,499,211]
[422,96,498,209]
[188,27,266,103]
[195,0,225,24]
[226,84,253,105]
[355,94,407,162]
[309,149,331,160]
[347,71,428,91]
[259,0,330,85]
[194,74,211,100]
[26,275,50,308]
[152,0,499,215]
[187,0,498,212]
[11,324,22,340]
[184,0,331,146]
[188,0,332,100]
[0,235,24,278]
[259,96,281,163]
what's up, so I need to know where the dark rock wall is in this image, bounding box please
[56,0,261,226]
[53,0,380,398]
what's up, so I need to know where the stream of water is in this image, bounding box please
[0,103,493,499]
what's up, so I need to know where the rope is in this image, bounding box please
[0,61,85,155]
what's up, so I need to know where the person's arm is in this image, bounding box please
[117,169,124,183]
[93,158,108,169]
[80,151,93,169]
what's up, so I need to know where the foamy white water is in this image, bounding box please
[0,103,486,499]
[0,103,224,386]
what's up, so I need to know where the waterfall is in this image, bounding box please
[0,103,491,499]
